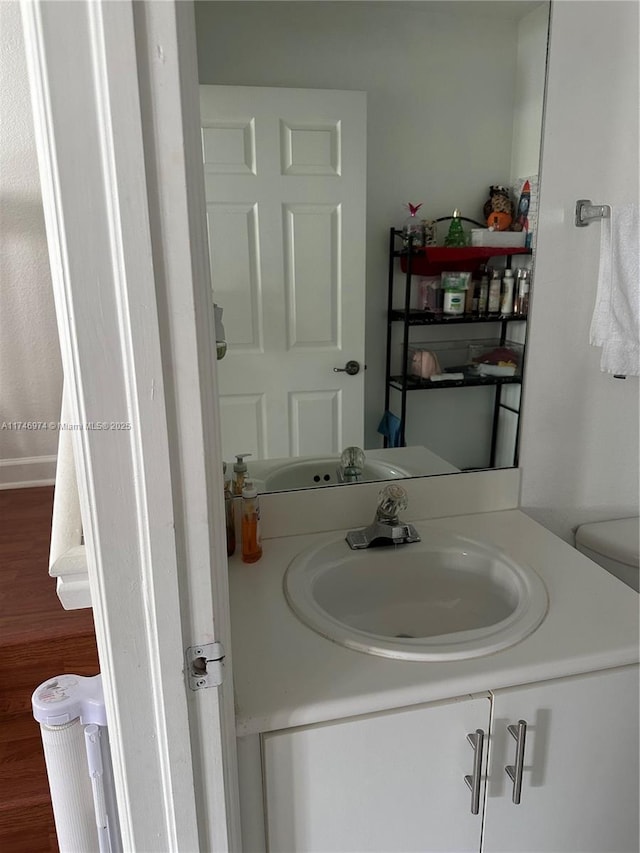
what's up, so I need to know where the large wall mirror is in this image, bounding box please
[195,0,551,493]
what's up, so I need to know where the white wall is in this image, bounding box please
[519,0,639,540]
[510,2,548,181]
[0,2,61,487]
[194,1,531,454]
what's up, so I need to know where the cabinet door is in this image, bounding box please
[262,695,490,853]
[484,665,639,853]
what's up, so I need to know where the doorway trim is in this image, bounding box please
[20,1,240,848]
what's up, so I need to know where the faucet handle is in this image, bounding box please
[376,484,408,523]
[340,446,366,471]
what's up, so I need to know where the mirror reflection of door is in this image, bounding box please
[201,85,367,461]
[196,1,550,479]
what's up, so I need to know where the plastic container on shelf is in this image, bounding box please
[405,339,523,382]
[441,271,470,316]
[470,229,527,248]
[399,245,531,277]
[405,340,473,376]
[468,340,524,377]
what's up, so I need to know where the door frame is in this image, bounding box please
[20,1,240,849]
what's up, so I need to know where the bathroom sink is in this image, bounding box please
[284,529,548,661]
[263,457,412,492]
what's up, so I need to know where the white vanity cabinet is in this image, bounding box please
[484,665,639,853]
[262,694,491,853]
[253,665,638,853]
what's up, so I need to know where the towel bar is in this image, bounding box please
[575,198,611,227]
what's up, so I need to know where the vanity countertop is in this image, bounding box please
[228,509,639,736]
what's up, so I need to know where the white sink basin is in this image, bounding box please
[284,529,548,661]
[264,457,412,492]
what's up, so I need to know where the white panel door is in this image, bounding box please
[200,85,367,460]
[262,696,490,852]
[484,665,640,853]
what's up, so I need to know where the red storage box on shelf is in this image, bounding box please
[400,246,530,276]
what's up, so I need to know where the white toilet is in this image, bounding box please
[575,517,639,592]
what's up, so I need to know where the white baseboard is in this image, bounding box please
[0,454,57,489]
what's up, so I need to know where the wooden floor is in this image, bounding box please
[0,487,99,853]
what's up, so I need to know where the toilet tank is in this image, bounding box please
[575,517,639,592]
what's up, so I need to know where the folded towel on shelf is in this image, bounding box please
[589,202,640,376]
[377,410,402,447]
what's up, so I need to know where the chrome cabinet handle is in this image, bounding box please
[464,729,484,815]
[505,720,527,804]
[333,360,361,375]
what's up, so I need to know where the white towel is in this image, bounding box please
[589,202,640,376]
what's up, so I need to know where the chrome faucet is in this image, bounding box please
[337,446,366,483]
[346,484,421,549]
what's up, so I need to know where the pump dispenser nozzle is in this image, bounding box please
[233,454,252,495]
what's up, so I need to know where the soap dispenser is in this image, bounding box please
[232,453,252,496]
[223,462,235,557]
[241,480,262,564]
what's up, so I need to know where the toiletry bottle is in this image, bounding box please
[478,274,489,315]
[500,268,515,315]
[444,209,467,247]
[443,287,465,315]
[241,480,262,564]
[441,273,466,315]
[223,463,235,557]
[487,270,501,314]
[466,277,477,315]
[514,269,530,315]
[233,453,252,496]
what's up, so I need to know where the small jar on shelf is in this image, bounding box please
[441,272,470,316]
[402,203,425,248]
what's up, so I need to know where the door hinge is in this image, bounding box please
[185,642,225,690]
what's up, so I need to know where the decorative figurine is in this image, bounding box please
[483,185,514,231]
[402,202,425,247]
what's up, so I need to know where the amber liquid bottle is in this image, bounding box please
[241,480,262,564]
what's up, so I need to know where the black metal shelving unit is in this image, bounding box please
[384,227,531,467]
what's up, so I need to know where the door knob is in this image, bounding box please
[333,360,361,376]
